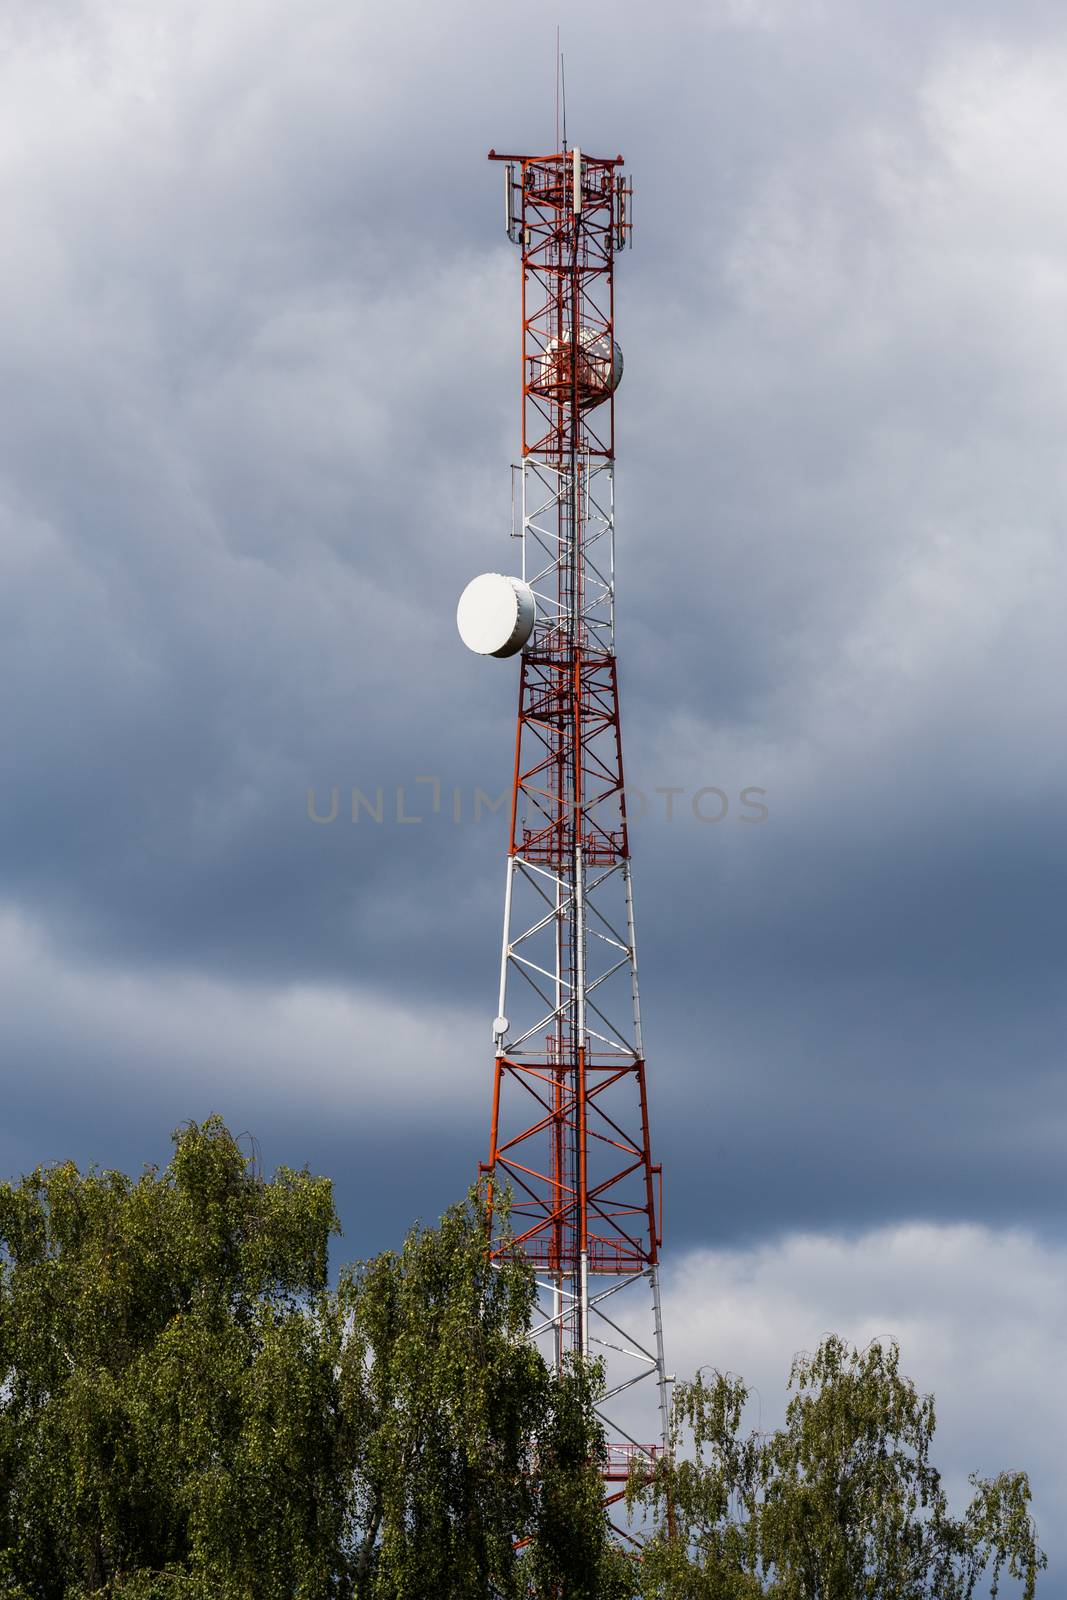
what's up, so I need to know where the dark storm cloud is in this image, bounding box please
[2,0,1067,1289]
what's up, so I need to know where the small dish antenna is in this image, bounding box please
[457,572,537,659]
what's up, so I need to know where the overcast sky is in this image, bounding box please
[2,0,1065,1583]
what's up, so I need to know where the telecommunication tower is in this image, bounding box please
[457,141,668,1528]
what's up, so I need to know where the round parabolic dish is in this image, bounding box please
[536,328,623,409]
[457,573,537,658]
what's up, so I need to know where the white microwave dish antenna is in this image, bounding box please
[457,572,537,658]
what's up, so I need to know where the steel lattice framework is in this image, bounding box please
[480,144,669,1527]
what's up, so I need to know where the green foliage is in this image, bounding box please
[526,1358,635,1600]
[631,1335,1046,1600]
[0,1117,342,1598]
[0,1118,625,1599]
[337,1193,543,1599]
[6,1122,1044,1600]
[335,1196,626,1599]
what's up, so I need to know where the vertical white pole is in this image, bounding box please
[608,464,616,649]
[650,1263,671,1452]
[624,862,644,1057]
[497,856,515,1027]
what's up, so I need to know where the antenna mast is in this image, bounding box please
[461,141,659,1539]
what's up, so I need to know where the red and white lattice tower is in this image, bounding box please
[457,143,668,1524]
